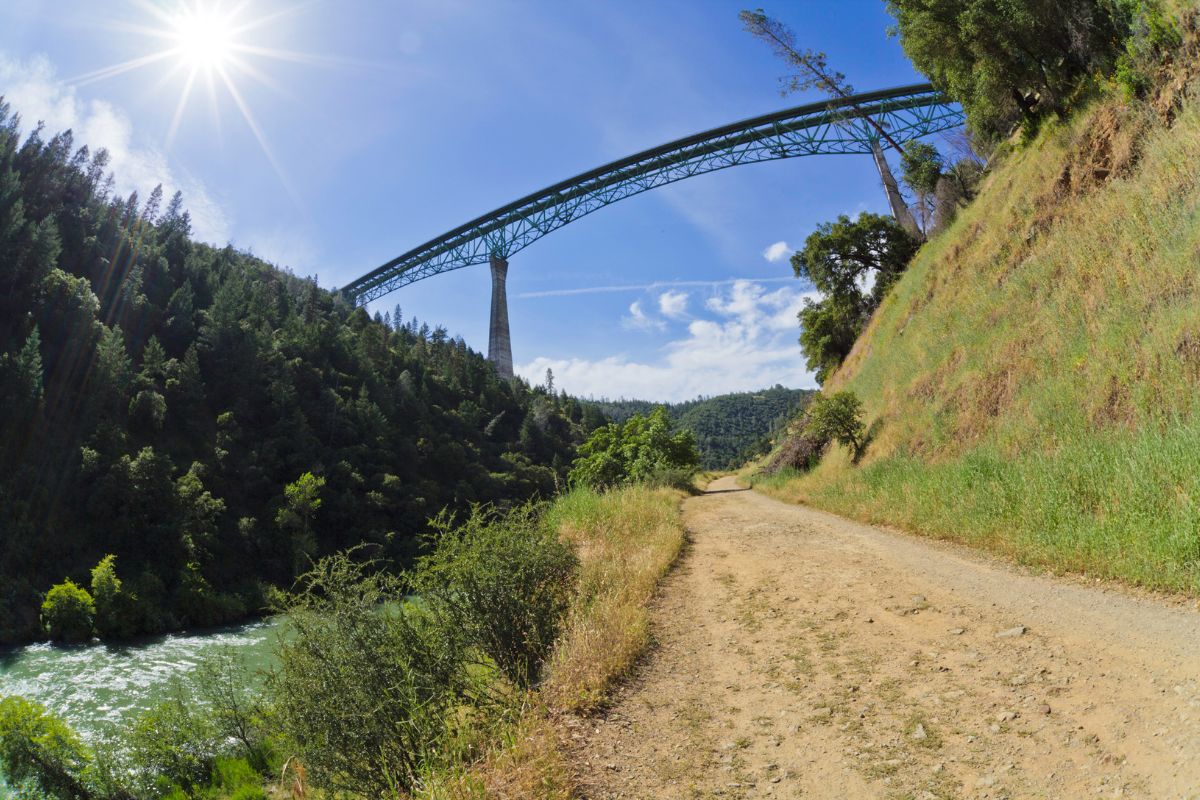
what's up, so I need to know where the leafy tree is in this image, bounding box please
[794,212,920,305]
[791,213,919,383]
[41,580,94,642]
[900,141,943,234]
[798,294,867,385]
[176,462,225,560]
[885,0,1136,141]
[90,554,136,639]
[276,472,326,573]
[570,407,698,489]
[805,391,867,461]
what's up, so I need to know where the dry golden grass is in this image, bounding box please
[420,485,686,799]
[543,486,686,714]
[420,709,573,800]
[755,76,1200,593]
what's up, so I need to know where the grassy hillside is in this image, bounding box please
[589,386,814,469]
[757,72,1200,592]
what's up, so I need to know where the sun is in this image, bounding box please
[71,0,327,193]
[170,5,236,71]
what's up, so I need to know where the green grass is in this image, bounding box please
[419,485,686,799]
[759,82,1200,594]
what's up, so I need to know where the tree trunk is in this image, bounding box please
[871,140,921,239]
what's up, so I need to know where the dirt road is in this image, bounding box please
[571,477,1200,799]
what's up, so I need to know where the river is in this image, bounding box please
[0,618,281,795]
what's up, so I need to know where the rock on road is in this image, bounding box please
[572,476,1200,799]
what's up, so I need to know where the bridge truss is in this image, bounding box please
[342,83,963,305]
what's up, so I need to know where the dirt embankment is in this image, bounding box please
[570,477,1200,799]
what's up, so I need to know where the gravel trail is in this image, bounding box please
[571,476,1200,799]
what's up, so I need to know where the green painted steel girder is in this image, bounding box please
[341,83,963,305]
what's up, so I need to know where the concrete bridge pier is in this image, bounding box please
[488,253,514,379]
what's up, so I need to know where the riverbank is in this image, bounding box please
[421,484,687,798]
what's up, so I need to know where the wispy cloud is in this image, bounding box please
[516,275,799,299]
[762,240,792,263]
[621,300,666,332]
[657,289,688,320]
[517,279,819,401]
[0,53,231,244]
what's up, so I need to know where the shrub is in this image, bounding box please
[40,580,94,642]
[0,696,93,800]
[569,407,698,489]
[411,504,578,688]
[267,553,469,798]
[766,425,828,474]
[118,684,226,795]
[805,391,867,461]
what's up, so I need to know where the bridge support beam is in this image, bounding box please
[488,254,514,379]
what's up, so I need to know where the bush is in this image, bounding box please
[117,684,226,795]
[766,425,828,474]
[0,696,93,800]
[411,504,578,688]
[569,407,698,489]
[267,553,469,798]
[805,391,867,461]
[40,580,94,642]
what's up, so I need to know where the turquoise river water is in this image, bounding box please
[0,618,281,795]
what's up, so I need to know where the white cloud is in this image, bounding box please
[657,289,688,320]
[621,300,665,332]
[517,280,820,402]
[0,53,231,244]
[762,240,792,263]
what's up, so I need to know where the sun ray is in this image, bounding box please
[231,43,391,70]
[225,54,287,95]
[69,49,178,87]
[216,63,299,205]
[74,0,334,203]
[166,66,199,150]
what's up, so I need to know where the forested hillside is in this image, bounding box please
[589,385,813,469]
[0,99,591,643]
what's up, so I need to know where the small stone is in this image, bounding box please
[996,711,1017,723]
[912,595,927,604]
[866,617,874,623]
[770,776,782,784]
[1040,704,1052,715]
[912,723,928,740]
[949,627,966,635]
[996,625,1027,638]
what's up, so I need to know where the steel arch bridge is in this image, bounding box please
[341,82,963,306]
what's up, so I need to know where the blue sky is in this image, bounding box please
[0,0,929,401]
